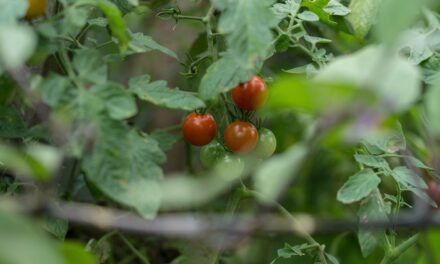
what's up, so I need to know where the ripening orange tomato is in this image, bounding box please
[26,0,47,20]
[224,121,259,154]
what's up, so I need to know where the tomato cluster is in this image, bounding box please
[182,75,276,169]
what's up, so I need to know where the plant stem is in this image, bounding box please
[247,190,328,264]
[98,230,118,243]
[76,23,92,41]
[210,190,242,264]
[96,40,115,49]
[204,7,217,61]
[63,159,81,199]
[185,142,194,174]
[175,15,205,22]
[379,234,420,264]
[117,232,151,264]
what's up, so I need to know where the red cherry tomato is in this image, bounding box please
[182,112,217,146]
[224,121,259,154]
[231,75,268,111]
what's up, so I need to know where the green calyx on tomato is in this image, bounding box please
[253,128,277,159]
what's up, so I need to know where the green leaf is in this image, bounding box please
[422,57,440,84]
[357,190,388,257]
[298,11,319,22]
[212,0,277,63]
[150,129,179,152]
[37,74,72,107]
[0,75,16,106]
[60,241,97,264]
[398,29,434,64]
[347,0,383,39]
[85,238,111,264]
[325,253,340,264]
[200,0,277,100]
[375,0,429,44]
[406,156,432,170]
[41,217,68,240]
[364,124,406,153]
[302,0,336,25]
[198,54,255,100]
[96,0,130,51]
[354,154,390,170]
[128,32,177,59]
[110,0,138,15]
[92,83,137,120]
[276,243,309,258]
[426,78,440,137]
[63,5,90,36]
[323,0,350,16]
[73,49,108,85]
[0,209,64,264]
[284,64,318,75]
[405,185,437,207]
[272,0,301,20]
[337,169,381,204]
[0,106,27,138]
[392,166,427,189]
[129,75,205,111]
[0,23,37,71]
[254,143,308,203]
[83,116,165,218]
[316,46,421,112]
[105,32,177,62]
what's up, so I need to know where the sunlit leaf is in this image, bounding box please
[337,169,381,204]
[130,75,205,111]
[347,0,382,38]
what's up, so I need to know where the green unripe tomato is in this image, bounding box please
[215,153,244,178]
[254,128,277,159]
[200,140,226,168]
